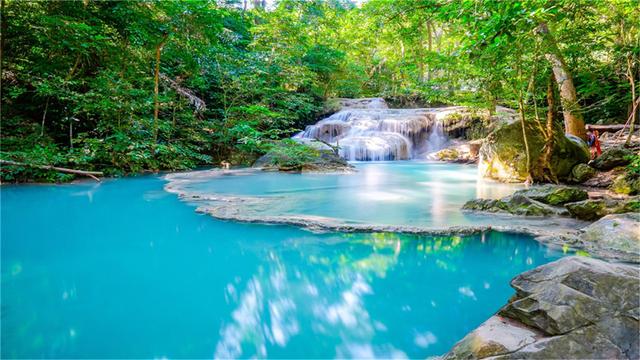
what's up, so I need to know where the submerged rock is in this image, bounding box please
[578,213,640,262]
[591,147,633,170]
[444,256,640,359]
[479,121,589,182]
[569,163,596,183]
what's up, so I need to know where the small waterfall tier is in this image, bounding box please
[295,99,459,161]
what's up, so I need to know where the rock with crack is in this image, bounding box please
[444,256,640,359]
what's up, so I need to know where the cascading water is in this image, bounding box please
[295,98,455,161]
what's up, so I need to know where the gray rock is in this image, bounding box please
[591,147,634,171]
[444,257,640,359]
[579,213,640,262]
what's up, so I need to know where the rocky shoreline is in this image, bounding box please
[443,256,639,359]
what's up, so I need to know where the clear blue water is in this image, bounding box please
[167,161,584,231]
[1,163,565,358]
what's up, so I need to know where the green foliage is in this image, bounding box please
[2,0,637,182]
[625,154,640,176]
[262,139,321,169]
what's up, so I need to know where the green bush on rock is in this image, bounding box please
[253,139,352,172]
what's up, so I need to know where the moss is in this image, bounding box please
[610,174,640,195]
[480,121,589,182]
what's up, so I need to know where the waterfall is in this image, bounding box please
[295,99,452,161]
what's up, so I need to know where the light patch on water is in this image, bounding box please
[458,286,477,300]
[358,191,410,203]
[374,321,387,332]
[414,331,437,348]
[215,279,266,359]
[268,298,299,347]
[321,276,373,330]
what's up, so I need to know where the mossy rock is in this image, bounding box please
[565,200,609,221]
[479,121,589,182]
[569,163,596,183]
[463,194,565,217]
[514,185,588,205]
[591,147,633,171]
[435,148,460,161]
[610,174,640,195]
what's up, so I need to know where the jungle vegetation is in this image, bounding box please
[1,0,638,181]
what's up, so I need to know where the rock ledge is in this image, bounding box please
[444,256,639,359]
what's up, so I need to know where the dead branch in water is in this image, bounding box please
[0,160,103,181]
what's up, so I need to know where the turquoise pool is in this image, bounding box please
[1,163,565,358]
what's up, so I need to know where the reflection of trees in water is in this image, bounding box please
[213,231,549,358]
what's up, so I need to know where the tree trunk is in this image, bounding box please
[540,73,558,183]
[153,33,169,147]
[626,57,637,146]
[536,22,586,140]
[518,93,532,184]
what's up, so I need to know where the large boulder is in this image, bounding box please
[444,257,640,359]
[578,213,640,262]
[479,121,590,182]
[591,147,633,171]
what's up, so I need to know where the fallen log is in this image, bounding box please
[0,160,103,181]
[584,124,628,133]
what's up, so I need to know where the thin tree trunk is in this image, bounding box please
[626,57,637,146]
[536,22,586,140]
[541,73,558,183]
[153,33,169,147]
[0,0,5,91]
[518,93,532,184]
[40,97,50,137]
[426,20,433,82]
